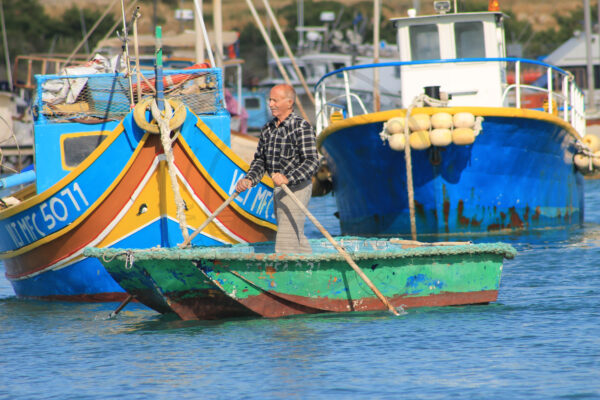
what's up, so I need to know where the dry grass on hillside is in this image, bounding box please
[42,0,581,36]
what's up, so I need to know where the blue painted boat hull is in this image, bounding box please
[319,110,584,236]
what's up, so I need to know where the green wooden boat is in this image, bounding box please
[84,238,516,320]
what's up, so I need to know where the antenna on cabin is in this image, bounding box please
[434,1,451,14]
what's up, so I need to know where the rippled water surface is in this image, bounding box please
[1,183,600,399]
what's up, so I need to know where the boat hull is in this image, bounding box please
[85,239,516,320]
[318,108,585,236]
[1,106,276,301]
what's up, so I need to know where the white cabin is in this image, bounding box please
[392,12,507,108]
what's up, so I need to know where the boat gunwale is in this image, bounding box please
[316,106,583,151]
[84,241,517,262]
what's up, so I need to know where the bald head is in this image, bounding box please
[269,84,296,123]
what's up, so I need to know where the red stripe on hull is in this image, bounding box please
[5,139,161,279]
[235,290,499,318]
[171,141,275,242]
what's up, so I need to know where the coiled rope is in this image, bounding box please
[140,98,190,241]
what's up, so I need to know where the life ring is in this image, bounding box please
[133,98,186,134]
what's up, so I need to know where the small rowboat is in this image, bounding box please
[85,239,516,320]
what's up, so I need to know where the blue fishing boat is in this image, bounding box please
[0,52,276,301]
[314,2,595,237]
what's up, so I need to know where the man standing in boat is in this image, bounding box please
[235,84,319,253]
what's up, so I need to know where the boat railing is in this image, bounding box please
[315,93,368,123]
[314,57,586,136]
[34,67,225,125]
[12,55,88,91]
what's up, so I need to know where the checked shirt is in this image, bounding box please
[245,113,319,187]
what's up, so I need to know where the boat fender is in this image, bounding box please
[429,128,452,147]
[574,153,592,172]
[593,151,600,168]
[409,130,431,150]
[408,113,431,131]
[385,117,405,135]
[453,112,475,129]
[133,98,186,134]
[582,134,600,153]
[452,128,476,145]
[431,112,453,129]
[388,132,406,151]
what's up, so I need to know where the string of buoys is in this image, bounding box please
[574,133,600,174]
[380,111,483,151]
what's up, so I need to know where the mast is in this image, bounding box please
[0,0,12,91]
[585,0,595,110]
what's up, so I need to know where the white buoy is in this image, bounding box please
[593,150,600,168]
[431,112,453,129]
[409,130,431,150]
[385,117,405,135]
[388,132,406,151]
[408,113,431,132]
[574,154,591,172]
[452,127,476,145]
[453,112,475,129]
[429,128,452,147]
[582,134,600,153]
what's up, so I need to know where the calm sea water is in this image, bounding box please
[1,183,600,400]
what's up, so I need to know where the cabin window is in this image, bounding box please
[409,24,440,60]
[455,22,485,58]
[244,97,261,110]
[62,134,108,169]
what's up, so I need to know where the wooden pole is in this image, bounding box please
[132,6,142,102]
[120,0,135,109]
[65,0,122,66]
[0,0,12,91]
[244,0,311,122]
[192,0,216,67]
[108,294,134,318]
[213,0,223,68]
[280,184,400,316]
[194,0,205,63]
[373,0,381,112]
[261,0,315,106]
[179,191,240,248]
[404,110,417,240]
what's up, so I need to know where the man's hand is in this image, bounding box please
[236,178,252,192]
[271,173,289,187]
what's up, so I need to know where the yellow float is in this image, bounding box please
[431,112,453,129]
[429,128,452,147]
[409,130,431,150]
[452,127,476,145]
[574,154,591,172]
[385,117,405,135]
[593,151,600,168]
[408,113,431,132]
[453,112,475,129]
[388,133,406,151]
[582,134,600,153]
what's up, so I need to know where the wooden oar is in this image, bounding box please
[280,184,400,316]
[179,191,240,248]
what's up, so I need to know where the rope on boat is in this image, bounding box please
[402,93,449,241]
[150,98,190,241]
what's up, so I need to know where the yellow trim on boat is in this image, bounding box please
[59,131,110,171]
[0,132,150,259]
[317,107,583,150]
[0,123,126,219]
[188,117,277,230]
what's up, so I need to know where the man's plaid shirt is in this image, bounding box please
[245,113,319,187]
